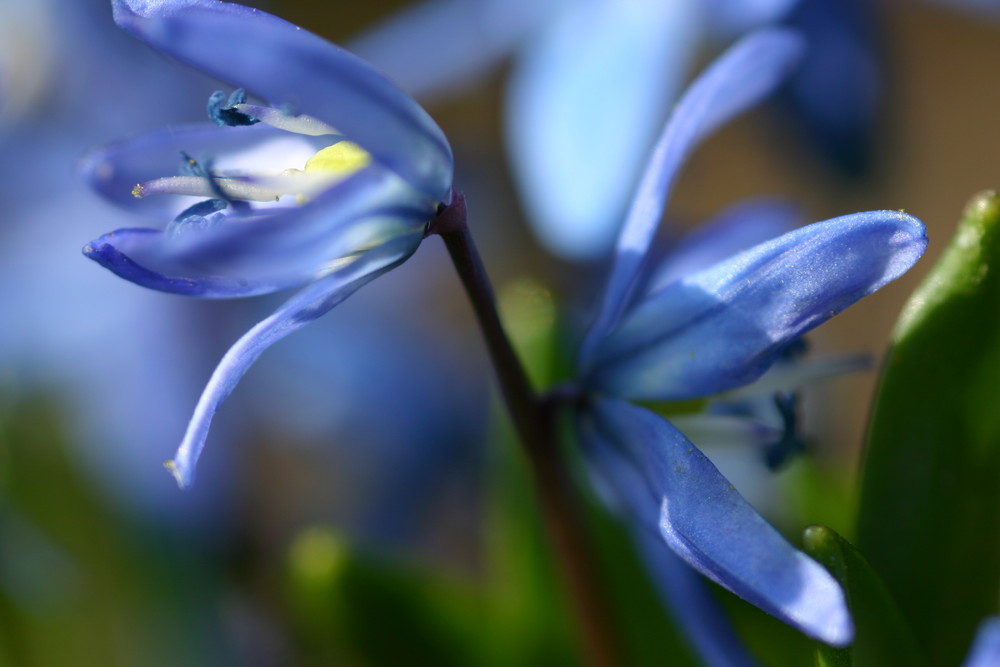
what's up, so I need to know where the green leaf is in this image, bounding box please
[856,191,1000,666]
[286,527,482,666]
[803,526,924,667]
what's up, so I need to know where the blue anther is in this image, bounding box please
[762,392,807,470]
[207,88,260,127]
[166,198,228,238]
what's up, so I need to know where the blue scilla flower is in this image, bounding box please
[569,29,927,647]
[83,0,455,489]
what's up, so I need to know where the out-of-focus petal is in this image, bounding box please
[505,0,700,260]
[83,166,432,295]
[111,0,453,200]
[589,398,853,646]
[647,198,803,293]
[350,0,563,101]
[592,211,926,401]
[165,236,419,489]
[963,617,1000,667]
[775,0,881,176]
[579,29,804,363]
[707,0,800,36]
[634,531,764,667]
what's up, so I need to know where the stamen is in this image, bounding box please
[208,88,260,127]
[232,103,338,136]
[132,175,286,201]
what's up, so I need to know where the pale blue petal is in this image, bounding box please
[963,617,1000,667]
[590,398,853,646]
[647,198,803,294]
[592,211,926,401]
[579,29,804,364]
[166,237,418,489]
[505,0,701,260]
[111,0,453,200]
[83,166,432,296]
[350,0,562,101]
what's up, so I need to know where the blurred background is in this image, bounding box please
[0,0,998,665]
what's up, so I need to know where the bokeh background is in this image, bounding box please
[1,1,997,665]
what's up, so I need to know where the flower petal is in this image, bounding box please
[111,0,453,200]
[165,236,419,489]
[83,165,431,296]
[647,198,803,294]
[592,211,927,401]
[588,397,853,646]
[505,0,700,260]
[580,29,804,363]
[634,531,764,667]
[350,0,561,101]
[577,410,762,666]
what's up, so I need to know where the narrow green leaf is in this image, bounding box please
[803,526,924,667]
[856,191,1000,666]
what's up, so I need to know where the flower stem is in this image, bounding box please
[428,193,619,667]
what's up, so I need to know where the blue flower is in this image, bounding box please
[570,29,927,648]
[83,0,455,489]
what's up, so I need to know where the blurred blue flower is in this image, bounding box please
[963,617,1000,667]
[0,0,243,523]
[83,0,456,489]
[353,0,879,260]
[570,29,927,649]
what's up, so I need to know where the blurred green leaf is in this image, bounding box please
[803,526,924,667]
[856,191,1000,665]
[0,395,225,667]
[286,527,482,666]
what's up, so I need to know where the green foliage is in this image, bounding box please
[856,191,1000,665]
[804,526,924,667]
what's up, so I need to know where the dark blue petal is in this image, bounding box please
[505,1,700,260]
[112,0,453,200]
[83,227,290,297]
[165,236,419,489]
[963,617,1000,667]
[634,531,764,667]
[83,166,432,295]
[774,0,882,176]
[577,411,762,666]
[579,29,804,364]
[592,211,927,401]
[588,398,852,646]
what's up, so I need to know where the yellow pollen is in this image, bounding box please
[132,183,146,198]
[304,140,371,176]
